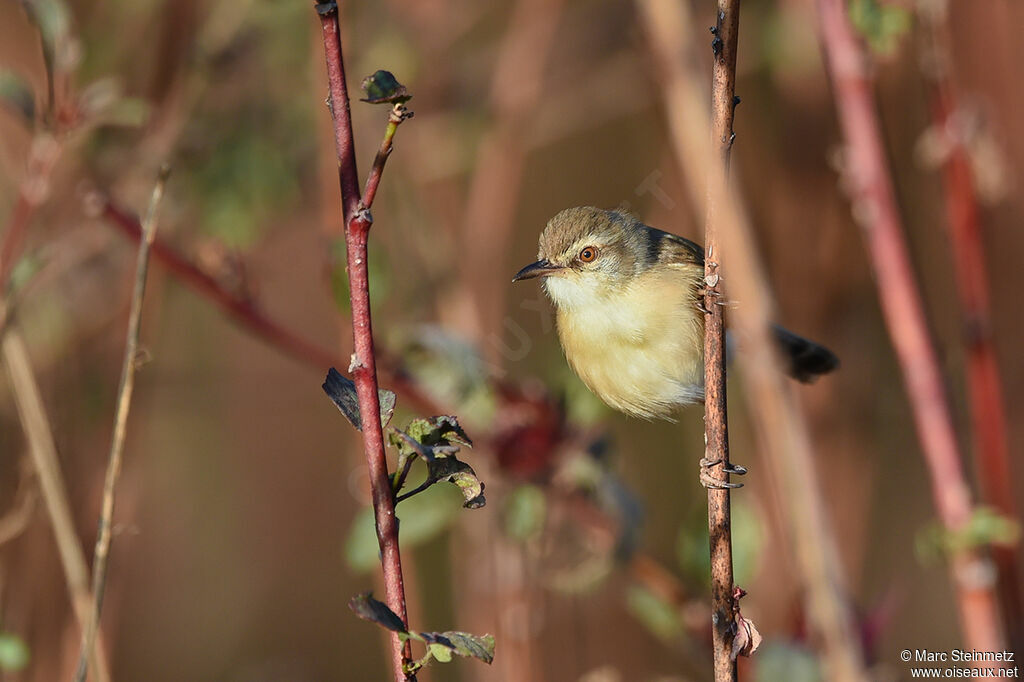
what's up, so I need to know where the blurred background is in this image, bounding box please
[0,0,1021,680]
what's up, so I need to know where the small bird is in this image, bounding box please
[512,206,838,420]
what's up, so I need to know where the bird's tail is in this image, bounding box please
[772,325,840,382]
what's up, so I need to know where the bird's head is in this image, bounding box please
[512,206,649,309]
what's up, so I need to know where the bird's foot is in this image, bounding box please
[699,457,747,489]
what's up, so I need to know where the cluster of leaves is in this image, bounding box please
[349,593,493,675]
[322,368,490,673]
[389,415,484,508]
[322,368,484,508]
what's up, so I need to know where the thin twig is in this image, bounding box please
[363,105,411,209]
[919,4,1021,651]
[0,313,111,682]
[639,1,870,679]
[815,0,1006,659]
[703,2,742,679]
[72,167,169,682]
[316,4,413,679]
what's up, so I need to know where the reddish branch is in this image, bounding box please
[925,34,1021,648]
[816,0,1005,657]
[703,2,742,681]
[317,4,412,679]
[0,135,63,289]
[102,202,338,370]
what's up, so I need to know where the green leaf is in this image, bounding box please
[0,632,30,671]
[437,631,495,664]
[403,415,472,449]
[0,71,35,123]
[419,631,495,665]
[392,424,485,509]
[322,368,396,431]
[349,596,494,671]
[360,70,412,104]
[428,641,453,663]
[348,592,408,634]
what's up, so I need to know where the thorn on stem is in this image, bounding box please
[132,347,152,369]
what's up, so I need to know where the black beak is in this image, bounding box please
[512,259,562,282]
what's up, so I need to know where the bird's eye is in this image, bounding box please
[578,246,599,263]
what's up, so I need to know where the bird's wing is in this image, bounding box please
[643,225,705,266]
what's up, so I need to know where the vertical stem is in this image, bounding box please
[816,0,1006,658]
[316,5,411,679]
[73,167,169,682]
[922,12,1021,647]
[0,322,111,682]
[639,2,870,677]
[704,2,741,681]
[318,9,361,222]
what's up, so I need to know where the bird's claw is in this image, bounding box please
[699,457,747,489]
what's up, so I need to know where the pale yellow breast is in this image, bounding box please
[553,265,705,420]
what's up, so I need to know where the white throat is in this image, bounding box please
[542,274,607,311]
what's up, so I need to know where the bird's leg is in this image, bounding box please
[699,457,747,489]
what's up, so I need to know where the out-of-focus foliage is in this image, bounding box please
[848,0,912,55]
[502,483,546,542]
[345,484,464,573]
[677,497,765,587]
[330,239,392,311]
[916,506,1021,562]
[754,641,821,682]
[0,632,29,672]
[0,70,35,123]
[179,3,314,247]
[626,584,685,643]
